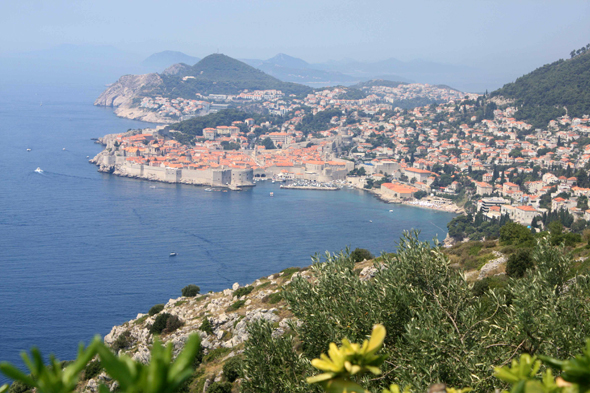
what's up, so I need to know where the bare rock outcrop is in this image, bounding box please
[95,73,164,107]
[478,250,507,280]
[162,63,191,76]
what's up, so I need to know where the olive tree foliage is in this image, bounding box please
[307,323,590,393]
[272,232,590,392]
[240,319,320,393]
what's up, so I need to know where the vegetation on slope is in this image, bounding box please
[4,231,590,393]
[160,54,312,97]
[350,79,407,89]
[295,108,342,134]
[242,232,590,392]
[163,109,283,145]
[492,44,590,128]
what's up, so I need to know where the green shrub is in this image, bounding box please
[472,279,489,296]
[265,292,282,304]
[200,318,214,335]
[500,222,533,247]
[181,285,200,297]
[203,347,231,363]
[83,360,102,380]
[506,248,533,278]
[226,300,246,312]
[350,248,374,262]
[233,286,254,298]
[273,232,590,392]
[468,242,483,256]
[207,382,232,393]
[256,281,271,290]
[148,304,165,316]
[223,356,242,382]
[281,267,301,279]
[192,343,204,368]
[150,313,172,335]
[8,380,33,393]
[482,240,496,248]
[134,315,148,325]
[241,320,318,393]
[163,315,183,334]
[112,330,132,351]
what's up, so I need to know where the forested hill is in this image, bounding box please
[160,54,312,97]
[492,45,590,128]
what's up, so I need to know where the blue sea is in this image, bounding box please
[0,82,454,381]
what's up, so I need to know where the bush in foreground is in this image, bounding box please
[148,304,165,316]
[506,248,533,277]
[181,284,200,297]
[222,356,242,383]
[150,313,183,335]
[350,248,374,262]
[207,382,232,393]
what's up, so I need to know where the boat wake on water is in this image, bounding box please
[40,171,100,181]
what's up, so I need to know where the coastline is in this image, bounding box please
[361,187,465,215]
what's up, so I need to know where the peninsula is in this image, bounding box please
[93,45,590,239]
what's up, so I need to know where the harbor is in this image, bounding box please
[279,179,344,191]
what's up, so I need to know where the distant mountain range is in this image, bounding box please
[145,51,478,89]
[0,45,487,91]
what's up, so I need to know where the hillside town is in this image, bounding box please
[94,84,590,231]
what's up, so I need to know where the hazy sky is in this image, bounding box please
[1,0,589,77]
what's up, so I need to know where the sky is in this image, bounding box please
[0,0,589,89]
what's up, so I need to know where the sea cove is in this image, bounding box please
[0,83,454,381]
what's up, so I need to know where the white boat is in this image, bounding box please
[34,167,43,173]
[27,148,31,152]
[389,210,393,212]
[62,148,66,151]
[204,188,212,191]
[149,186,156,189]
[270,192,274,197]
[169,252,177,257]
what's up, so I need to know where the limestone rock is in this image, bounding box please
[85,379,98,393]
[478,251,507,280]
[161,63,191,76]
[95,73,163,108]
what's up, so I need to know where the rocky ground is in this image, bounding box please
[94,73,173,123]
[80,243,506,392]
[81,261,380,392]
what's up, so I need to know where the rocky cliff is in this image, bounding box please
[95,73,163,107]
[94,74,173,123]
[82,260,381,393]
[162,63,191,76]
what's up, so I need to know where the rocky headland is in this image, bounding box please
[94,73,173,123]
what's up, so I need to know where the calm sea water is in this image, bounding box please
[0,82,454,380]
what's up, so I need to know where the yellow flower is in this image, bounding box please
[307,324,387,387]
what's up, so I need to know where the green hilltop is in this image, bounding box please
[159,53,313,97]
[492,44,590,128]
